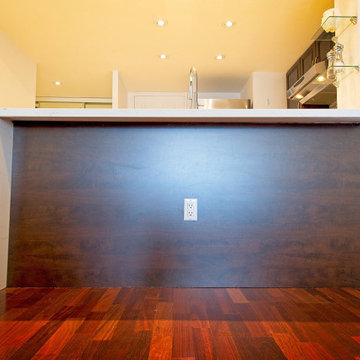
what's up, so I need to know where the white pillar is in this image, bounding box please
[112,70,128,109]
[112,70,119,109]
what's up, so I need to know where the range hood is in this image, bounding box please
[287,61,334,105]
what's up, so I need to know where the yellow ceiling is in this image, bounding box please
[0,0,333,97]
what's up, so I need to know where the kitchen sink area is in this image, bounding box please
[198,98,251,109]
[189,67,251,109]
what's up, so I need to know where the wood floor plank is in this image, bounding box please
[244,321,268,337]
[300,342,337,360]
[148,302,174,360]
[0,321,47,359]
[8,321,63,360]
[295,322,358,360]
[92,320,119,340]
[226,288,248,303]
[213,335,242,360]
[272,334,308,360]
[56,320,100,360]
[234,336,287,360]
[0,287,360,360]
[92,288,121,312]
[172,321,194,359]
[209,320,232,337]
[32,288,82,321]
[65,288,91,307]
[192,327,215,360]
[0,321,47,347]
[31,320,83,360]
[122,330,152,360]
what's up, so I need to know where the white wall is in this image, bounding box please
[241,77,254,107]
[127,92,241,109]
[335,0,360,108]
[0,120,13,289]
[0,30,36,108]
[241,72,287,109]
[198,92,241,99]
[128,92,187,109]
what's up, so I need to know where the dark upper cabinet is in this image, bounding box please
[316,41,333,63]
[287,60,301,87]
[300,44,317,74]
[287,60,301,109]
[286,35,333,108]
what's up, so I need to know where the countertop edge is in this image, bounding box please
[1,108,360,123]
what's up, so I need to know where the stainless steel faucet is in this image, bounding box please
[189,67,198,109]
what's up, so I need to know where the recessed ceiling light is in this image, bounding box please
[225,20,233,27]
[316,75,326,82]
[55,81,61,86]
[295,94,304,99]
[157,19,166,26]
[215,54,225,60]
[160,54,167,59]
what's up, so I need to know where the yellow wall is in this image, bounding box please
[0,30,36,108]
[0,29,35,288]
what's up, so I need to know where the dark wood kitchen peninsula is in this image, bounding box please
[1,109,360,288]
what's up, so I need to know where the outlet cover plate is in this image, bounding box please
[184,198,198,221]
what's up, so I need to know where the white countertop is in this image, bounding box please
[0,108,360,123]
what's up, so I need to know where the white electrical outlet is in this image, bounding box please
[184,198,198,221]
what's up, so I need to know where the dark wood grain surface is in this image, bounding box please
[8,122,360,287]
[1,287,360,359]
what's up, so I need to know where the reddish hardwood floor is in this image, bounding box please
[1,287,360,359]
